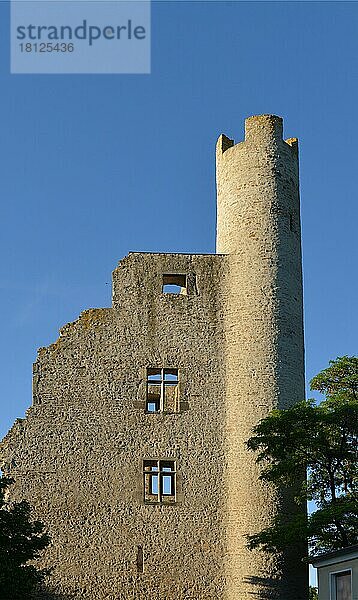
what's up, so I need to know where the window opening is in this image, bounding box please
[162,274,187,295]
[143,460,176,503]
[146,368,179,413]
[289,214,294,232]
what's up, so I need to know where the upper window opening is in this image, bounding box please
[162,274,187,295]
[146,368,179,413]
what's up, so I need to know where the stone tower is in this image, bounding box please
[216,115,306,598]
[0,115,307,600]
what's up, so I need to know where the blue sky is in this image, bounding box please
[0,1,357,581]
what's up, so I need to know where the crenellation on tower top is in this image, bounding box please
[216,133,234,155]
[244,113,283,143]
[285,136,299,155]
[217,115,296,162]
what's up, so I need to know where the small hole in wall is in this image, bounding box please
[137,545,144,574]
[162,274,187,295]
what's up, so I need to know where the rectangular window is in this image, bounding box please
[143,459,176,504]
[146,368,179,413]
[334,571,352,600]
[162,274,187,295]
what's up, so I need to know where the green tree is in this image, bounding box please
[0,476,50,599]
[246,356,358,556]
[309,586,318,600]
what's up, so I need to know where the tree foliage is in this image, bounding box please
[0,476,50,599]
[309,586,318,600]
[246,356,358,556]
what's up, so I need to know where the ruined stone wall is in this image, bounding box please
[1,114,308,600]
[1,252,227,600]
[216,114,307,600]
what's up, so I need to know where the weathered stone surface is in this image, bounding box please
[0,115,308,599]
[217,114,307,600]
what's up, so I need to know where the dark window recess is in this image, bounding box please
[136,546,144,574]
[143,460,176,504]
[162,274,187,295]
[289,214,294,232]
[146,368,179,413]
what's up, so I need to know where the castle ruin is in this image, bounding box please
[0,114,308,599]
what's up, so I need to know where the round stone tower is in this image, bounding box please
[216,115,307,599]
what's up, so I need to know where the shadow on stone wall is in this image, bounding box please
[244,576,281,598]
[33,587,79,600]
